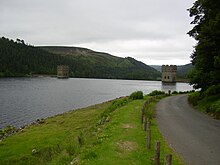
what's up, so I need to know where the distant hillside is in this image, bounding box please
[39,46,161,80]
[177,63,194,78]
[150,64,194,78]
[150,65,161,72]
[0,37,161,80]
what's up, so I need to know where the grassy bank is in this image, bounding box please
[0,93,183,164]
[188,85,220,119]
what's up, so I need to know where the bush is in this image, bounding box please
[203,85,220,96]
[107,98,128,113]
[208,100,220,119]
[148,90,165,96]
[129,91,143,100]
[188,92,200,106]
[172,91,178,94]
[100,98,128,120]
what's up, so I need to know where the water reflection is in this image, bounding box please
[161,83,177,93]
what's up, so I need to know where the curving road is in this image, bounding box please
[156,94,220,165]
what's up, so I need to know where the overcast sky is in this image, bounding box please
[0,0,196,65]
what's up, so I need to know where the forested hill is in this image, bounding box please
[0,37,161,80]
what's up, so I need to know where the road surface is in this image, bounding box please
[156,94,220,165]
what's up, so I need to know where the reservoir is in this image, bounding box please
[0,77,193,129]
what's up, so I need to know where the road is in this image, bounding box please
[156,94,220,165]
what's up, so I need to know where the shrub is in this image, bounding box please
[209,100,220,119]
[106,98,128,114]
[188,92,200,106]
[129,91,143,100]
[172,91,178,94]
[203,85,220,96]
[100,98,128,121]
[148,90,165,96]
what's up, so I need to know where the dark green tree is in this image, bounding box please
[188,0,220,90]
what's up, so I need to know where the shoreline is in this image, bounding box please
[0,93,184,164]
[0,75,191,83]
[0,97,123,140]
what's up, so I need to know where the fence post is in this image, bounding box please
[141,107,144,124]
[146,128,151,149]
[143,115,146,130]
[144,120,147,131]
[168,90,171,95]
[164,154,172,165]
[154,141,160,165]
[144,101,148,107]
[146,121,150,130]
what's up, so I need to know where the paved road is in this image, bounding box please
[156,94,220,165]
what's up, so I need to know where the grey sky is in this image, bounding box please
[0,0,196,65]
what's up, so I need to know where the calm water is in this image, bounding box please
[0,78,193,129]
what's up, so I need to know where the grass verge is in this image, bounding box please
[188,92,220,119]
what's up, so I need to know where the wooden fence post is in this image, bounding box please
[141,107,144,124]
[146,128,151,149]
[168,90,171,95]
[143,115,146,130]
[154,141,160,165]
[146,121,150,130]
[144,101,148,107]
[144,118,150,131]
[164,154,172,165]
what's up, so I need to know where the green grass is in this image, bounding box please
[0,96,183,164]
[79,98,183,165]
[0,102,109,165]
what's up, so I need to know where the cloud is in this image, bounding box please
[0,0,196,65]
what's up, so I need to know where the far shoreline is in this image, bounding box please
[0,75,191,83]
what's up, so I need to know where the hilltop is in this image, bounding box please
[0,37,161,80]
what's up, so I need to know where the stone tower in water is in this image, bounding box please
[162,65,177,83]
[57,65,69,78]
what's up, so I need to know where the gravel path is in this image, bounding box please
[156,94,220,165]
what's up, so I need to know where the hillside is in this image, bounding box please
[39,46,161,80]
[177,63,194,78]
[0,37,161,80]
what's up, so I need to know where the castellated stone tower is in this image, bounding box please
[57,65,69,78]
[162,65,177,83]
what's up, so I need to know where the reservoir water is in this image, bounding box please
[0,77,193,129]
